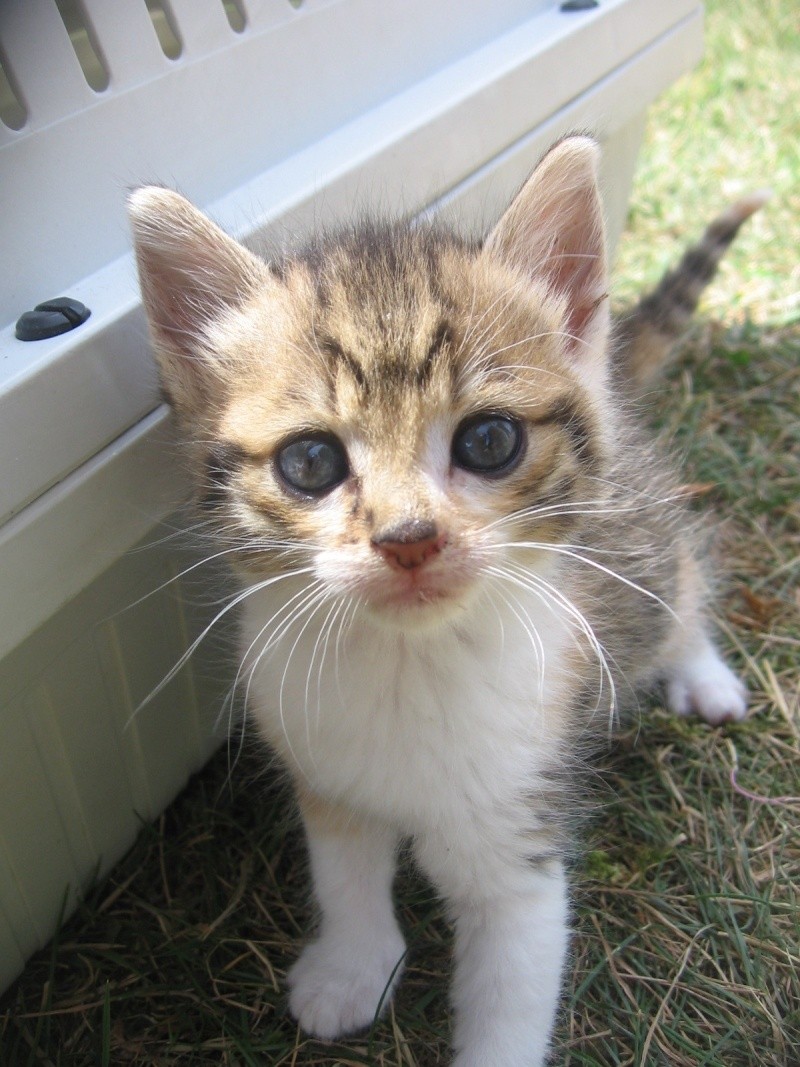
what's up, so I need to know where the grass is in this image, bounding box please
[2,0,798,1063]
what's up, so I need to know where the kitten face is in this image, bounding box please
[193,238,604,627]
[129,139,611,631]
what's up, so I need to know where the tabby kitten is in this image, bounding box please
[129,137,756,1066]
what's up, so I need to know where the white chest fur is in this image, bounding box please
[240,581,573,835]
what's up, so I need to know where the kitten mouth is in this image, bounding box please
[371,566,471,617]
[385,583,451,607]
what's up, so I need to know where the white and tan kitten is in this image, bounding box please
[129,137,754,1066]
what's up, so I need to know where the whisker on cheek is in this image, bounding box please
[487,563,618,731]
[127,565,317,727]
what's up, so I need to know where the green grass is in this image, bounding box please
[2,1,798,1063]
[613,0,800,326]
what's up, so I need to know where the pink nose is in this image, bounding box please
[372,523,446,572]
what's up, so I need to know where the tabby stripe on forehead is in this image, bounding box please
[321,319,453,393]
[415,320,453,386]
[323,336,369,393]
[532,398,597,470]
[200,443,246,510]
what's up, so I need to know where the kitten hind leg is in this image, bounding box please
[288,792,405,1040]
[665,634,747,725]
[660,549,748,725]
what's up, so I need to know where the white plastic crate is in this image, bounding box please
[0,0,703,992]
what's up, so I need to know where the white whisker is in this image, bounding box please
[239,579,331,778]
[276,588,334,777]
[128,566,315,725]
[487,580,546,709]
[307,595,349,739]
[503,542,679,622]
[235,579,324,710]
[478,494,685,536]
[334,595,362,704]
[487,561,617,730]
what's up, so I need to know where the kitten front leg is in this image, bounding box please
[449,863,569,1067]
[417,834,569,1067]
[288,791,405,1040]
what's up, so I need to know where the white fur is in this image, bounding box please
[287,816,406,1038]
[447,865,568,1067]
[666,638,748,724]
[243,580,575,1064]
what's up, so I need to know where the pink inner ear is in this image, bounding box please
[537,200,606,355]
[551,249,606,350]
[141,265,197,355]
[137,227,249,356]
[483,138,609,360]
[130,187,272,367]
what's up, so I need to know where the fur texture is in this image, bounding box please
[129,137,751,1066]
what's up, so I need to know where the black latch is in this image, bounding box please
[15,298,91,341]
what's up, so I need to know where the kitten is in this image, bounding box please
[129,137,759,1066]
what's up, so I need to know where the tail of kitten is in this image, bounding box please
[614,189,770,392]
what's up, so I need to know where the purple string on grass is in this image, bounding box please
[730,768,800,807]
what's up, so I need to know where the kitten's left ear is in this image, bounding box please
[483,136,609,366]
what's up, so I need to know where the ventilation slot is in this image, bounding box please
[222,1,247,33]
[55,0,109,92]
[0,55,26,130]
[145,0,183,59]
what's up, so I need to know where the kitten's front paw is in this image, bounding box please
[288,931,406,1040]
[666,647,747,725]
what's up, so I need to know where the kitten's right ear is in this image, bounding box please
[128,187,271,411]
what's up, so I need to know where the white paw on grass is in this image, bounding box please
[288,932,406,1039]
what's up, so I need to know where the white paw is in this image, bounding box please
[288,932,405,1039]
[666,646,747,725]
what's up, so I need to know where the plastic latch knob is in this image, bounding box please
[15,298,91,341]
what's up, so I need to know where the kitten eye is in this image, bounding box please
[452,414,522,474]
[276,434,349,494]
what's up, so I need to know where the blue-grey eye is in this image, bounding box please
[452,415,522,474]
[276,435,348,494]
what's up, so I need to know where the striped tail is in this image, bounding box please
[614,190,770,392]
